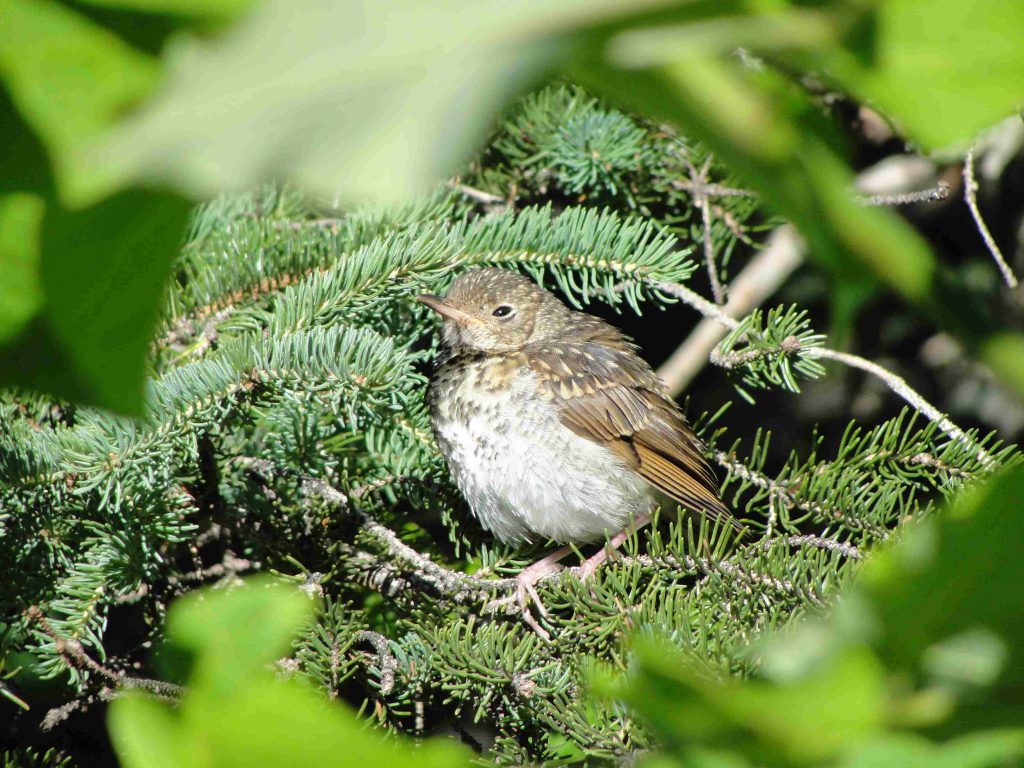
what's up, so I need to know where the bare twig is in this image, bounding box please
[671,179,757,198]
[26,606,184,702]
[656,277,994,469]
[657,225,805,393]
[806,347,995,468]
[963,147,1018,288]
[166,551,258,591]
[683,157,727,304]
[448,180,506,205]
[855,181,950,207]
[354,631,398,696]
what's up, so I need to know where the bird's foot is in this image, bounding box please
[512,560,565,641]
[486,547,573,642]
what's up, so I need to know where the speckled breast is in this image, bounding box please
[427,353,654,545]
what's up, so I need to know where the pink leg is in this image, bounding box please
[514,544,574,641]
[578,512,652,581]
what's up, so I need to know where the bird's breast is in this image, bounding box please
[428,357,653,545]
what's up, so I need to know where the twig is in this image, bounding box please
[763,534,861,560]
[656,225,805,393]
[710,450,887,537]
[448,180,506,205]
[166,551,257,591]
[963,147,1018,288]
[671,180,757,198]
[710,336,803,369]
[656,278,994,469]
[26,606,184,702]
[855,181,950,207]
[683,157,726,304]
[298,474,517,604]
[805,347,995,468]
[354,630,398,696]
[290,467,850,611]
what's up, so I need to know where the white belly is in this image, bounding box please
[433,369,654,544]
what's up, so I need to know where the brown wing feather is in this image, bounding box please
[529,341,742,533]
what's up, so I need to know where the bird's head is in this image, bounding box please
[417,268,572,353]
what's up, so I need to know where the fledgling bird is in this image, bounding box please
[418,268,741,639]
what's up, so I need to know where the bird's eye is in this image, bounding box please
[492,305,514,318]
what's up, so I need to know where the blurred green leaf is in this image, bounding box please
[855,467,1024,696]
[109,578,473,768]
[0,189,191,414]
[73,0,654,206]
[604,641,885,766]
[0,0,159,203]
[836,731,1024,768]
[810,0,1024,149]
[598,467,1024,767]
[72,0,252,19]
[581,12,1024,399]
[0,194,45,347]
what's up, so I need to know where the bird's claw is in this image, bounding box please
[515,569,553,641]
[485,563,562,642]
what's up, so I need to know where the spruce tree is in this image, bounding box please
[1,85,1015,765]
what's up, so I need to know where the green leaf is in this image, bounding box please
[604,638,885,766]
[811,0,1024,149]
[72,0,252,19]
[0,189,191,414]
[0,194,45,346]
[579,32,1024,399]
[0,0,160,203]
[856,468,1024,693]
[73,0,646,206]
[836,731,1024,768]
[109,578,473,768]
[165,578,313,696]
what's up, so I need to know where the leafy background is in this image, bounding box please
[2,1,1024,766]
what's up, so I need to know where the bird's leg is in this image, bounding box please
[578,512,652,581]
[488,544,574,642]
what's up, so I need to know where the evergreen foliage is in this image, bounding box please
[0,85,1016,764]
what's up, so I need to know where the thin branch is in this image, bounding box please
[710,336,803,369]
[763,534,862,560]
[354,630,398,696]
[656,278,995,469]
[26,606,184,701]
[683,157,726,304]
[710,450,888,538]
[448,180,506,205]
[806,347,995,468]
[855,181,950,207]
[278,466,857,613]
[298,474,516,604]
[656,225,805,393]
[671,179,758,198]
[963,147,1018,288]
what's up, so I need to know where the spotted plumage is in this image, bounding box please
[420,268,738,545]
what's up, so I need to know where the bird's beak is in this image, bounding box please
[416,294,476,326]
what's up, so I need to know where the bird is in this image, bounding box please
[417,267,742,639]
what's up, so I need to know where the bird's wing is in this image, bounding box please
[529,341,741,533]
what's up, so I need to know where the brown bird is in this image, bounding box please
[418,268,740,639]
